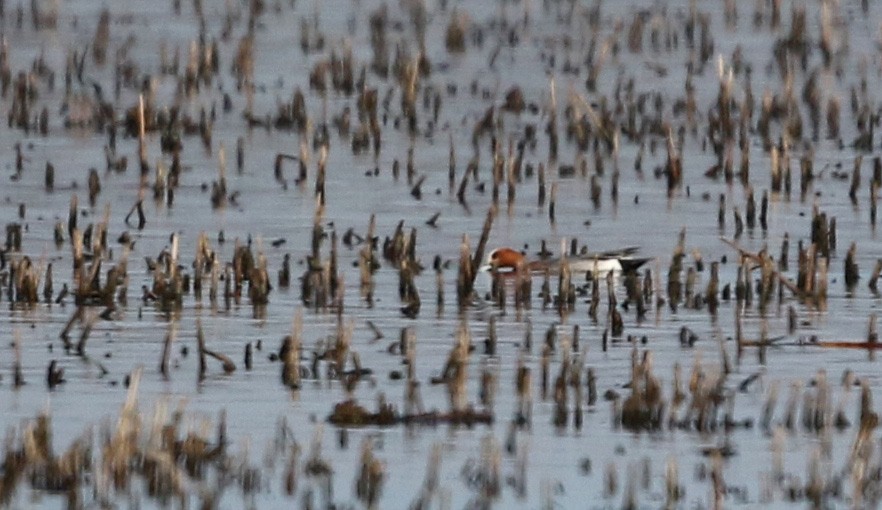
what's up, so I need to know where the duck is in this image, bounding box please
[481,246,651,278]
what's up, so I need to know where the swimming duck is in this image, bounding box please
[482,246,651,278]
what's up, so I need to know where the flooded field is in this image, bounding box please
[2,0,882,507]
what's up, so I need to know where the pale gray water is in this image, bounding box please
[1,0,882,508]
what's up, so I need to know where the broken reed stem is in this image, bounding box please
[471,205,496,278]
[316,146,327,206]
[360,214,376,302]
[159,320,177,378]
[138,94,148,175]
[197,318,207,381]
[457,235,474,308]
[13,329,24,387]
[76,309,97,356]
[282,309,303,389]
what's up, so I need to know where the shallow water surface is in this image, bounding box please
[2,0,882,508]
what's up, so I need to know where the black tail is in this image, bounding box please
[620,257,652,273]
